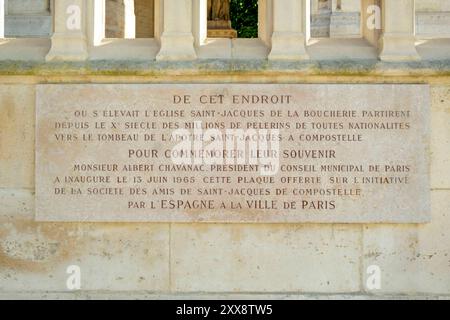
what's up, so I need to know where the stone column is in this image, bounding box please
[269,0,309,60]
[379,0,420,61]
[156,0,196,61]
[46,0,89,61]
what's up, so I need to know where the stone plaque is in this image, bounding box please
[36,84,430,223]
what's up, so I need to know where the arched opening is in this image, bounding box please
[194,0,271,59]
[88,0,161,60]
[206,0,258,39]
[105,0,154,39]
[308,0,381,60]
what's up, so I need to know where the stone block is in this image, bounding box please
[0,217,170,292]
[0,189,34,218]
[5,15,52,38]
[7,0,50,15]
[171,224,361,292]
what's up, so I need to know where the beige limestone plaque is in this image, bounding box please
[36,84,430,223]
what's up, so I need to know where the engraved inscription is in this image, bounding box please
[36,84,430,223]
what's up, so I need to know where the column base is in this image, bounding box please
[46,33,88,62]
[269,32,309,61]
[379,34,421,62]
[156,33,197,61]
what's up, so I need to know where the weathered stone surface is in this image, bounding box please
[7,0,50,15]
[0,85,35,189]
[0,189,34,218]
[36,84,430,223]
[5,15,52,38]
[0,39,51,61]
[0,80,448,298]
[4,0,51,38]
[171,224,361,292]
[416,0,450,11]
[362,191,450,294]
[330,12,361,38]
[1,291,448,300]
[0,0,449,300]
[430,86,450,189]
[0,217,170,292]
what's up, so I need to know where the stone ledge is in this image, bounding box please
[0,60,450,77]
[0,291,449,300]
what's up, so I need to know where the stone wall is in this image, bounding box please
[311,0,331,37]
[310,0,361,38]
[416,0,450,39]
[135,0,154,38]
[0,0,449,299]
[105,0,154,38]
[4,0,52,38]
[0,65,449,298]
